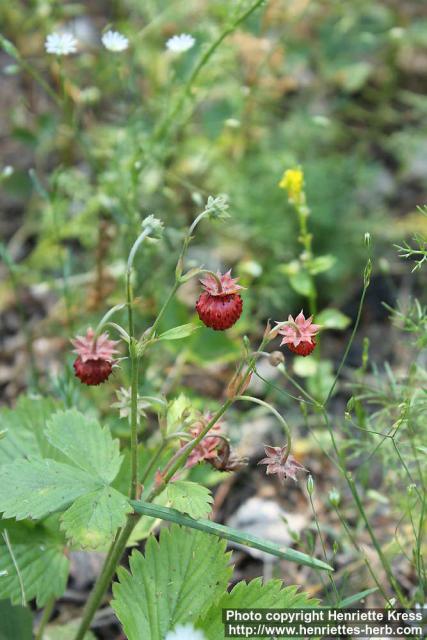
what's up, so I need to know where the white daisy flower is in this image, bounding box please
[165,624,206,640]
[45,32,78,56]
[166,33,195,53]
[101,30,129,52]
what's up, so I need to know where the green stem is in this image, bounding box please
[126,266,140,499]
[345,472,408,605]
[35,597,56,640]
[125,225,157,496]
[74,213,263,638]
[129,344,139,499]
[319,408,406,604]
[324,275,369,406]
[307,491,340,604]
[140,440,168,486]
[277,363,318,405]
[73,516,139,640]
[94,304,126,340]
[236,395,292,459]
[148,280,180,339]
[148,336,268,501]
[0,36,61,106]
[73,338,266,640]
[333,507,391,604]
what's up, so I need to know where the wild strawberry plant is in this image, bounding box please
[0,204,335,639]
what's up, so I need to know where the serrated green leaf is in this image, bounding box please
[199,578,319,639]
[60,487,132,550]
[0,396,61,465]
[111,525,232,640]
[316,308,351,330]
[0,458,99,520]
[289,270,314,296]
[165,481,213,519]
[158,323,199,341]
[45,410,122,483]
[45,621,95,640]
[0,521,68,607]
[0,599,33,640]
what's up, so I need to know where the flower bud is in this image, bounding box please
[306,474,314,495]
[329,489,341,507]
[225,372,252,398]
[205,194,230,220]
[363,258,372,287]
[268,351,285,367]
[346,396,355,413]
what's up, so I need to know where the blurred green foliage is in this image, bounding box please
[1,0,426,379]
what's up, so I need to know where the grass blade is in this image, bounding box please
[338,587,378,607]
[131,499,333,572]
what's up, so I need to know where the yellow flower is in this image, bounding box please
[278,167,304,204]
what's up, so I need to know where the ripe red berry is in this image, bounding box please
[73,356,113,385]
[196,270,244,331]
[275,311,320,357]
[286,338,316,357]
[71,328,118,386]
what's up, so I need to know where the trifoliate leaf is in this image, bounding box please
[198,578,319,640]
[0,458,99,520]
[0,599,33,640]
[60,487,132,550]
[0,396,61,465]
[111,525,232,640]
[45,410,122,483]
[165,481,213,519]
[0,521,68,607]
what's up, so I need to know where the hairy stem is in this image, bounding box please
[73,517,138,640]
